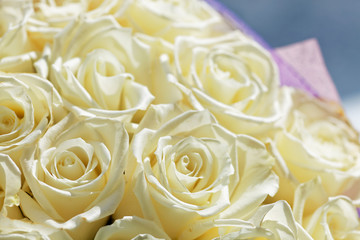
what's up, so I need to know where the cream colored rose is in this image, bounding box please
[132,33,184,105]
[0,152,69,239]
[26,0,130,49]
[304,196,360,240]
[0,0,31,35]
[268,88,360,207]
[45,16,154,122]
[214,201,312,240]
[0,73,65,166]
[120,0,223,42]
[19,113,129,240]
[115,108,278,239]
[0,215,72,240]
[0,13,40,73]
[0,154,21,219]
[293,179,360,239]
[163,31,288,138]
[95,216,170,240]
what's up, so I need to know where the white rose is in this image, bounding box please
[0,215,72,240]
[0,73,65,166]
[304,196,360,240]
[0,0,31,34]
[215,201,312,240]
[293,179,360,239]
[26,0,130,49]
[95,216,170,240]
[268,88,360,206]
[19,114,129,240]
[0,13,40,73]
[120,0,223,42]
[164,31,288,137]
[131,33,184,105]
[0,154,21,218]
[0,153,70,239]
[115,108,278,239]
[45,16,154,122]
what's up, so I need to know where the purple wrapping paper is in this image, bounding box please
[205,0,333,101]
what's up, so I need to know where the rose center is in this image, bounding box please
[76,49,135,110]
[176,152,200,175]
[206,52,255,106]
[0,106,18,135]
[55,151,86,181]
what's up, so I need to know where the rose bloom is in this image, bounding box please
[119,0,224,42]
[161,31,288,138]
[0,73,65,167]
[18,114,129,240]
[0,132,69,239]
[303,196,360,239]
[26,0,130,49]
[267,88,360,210]
[114,106,278,239]
[43,16,154,122]
[216,201,312,240]
[0,3,41,73]
[292,178,360,240]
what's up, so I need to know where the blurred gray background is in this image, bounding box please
[217,0,360,129]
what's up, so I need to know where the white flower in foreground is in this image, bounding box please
[115,108,278,239]
[19,114,129,240]
[120,0,223,42]
[95,216,170,240]
[164,31,288,138]
[45,16,154,121]
[268,88,360,206]
[0,73,65,166]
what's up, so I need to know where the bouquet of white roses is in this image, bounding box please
[0,0,360,239]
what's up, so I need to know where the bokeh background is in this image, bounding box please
[217,0,360,130]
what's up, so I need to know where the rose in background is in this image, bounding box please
[0,2,41,73]
[267,88,360,214]
[0,73,65,167]
[18,113,129,240]
[118,0,224,42]
[159,31,289,138]
[27,0,130,49]
[114,107,278,239]
[41,16,154,124]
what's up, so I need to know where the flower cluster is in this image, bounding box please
[0,0,359,239]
